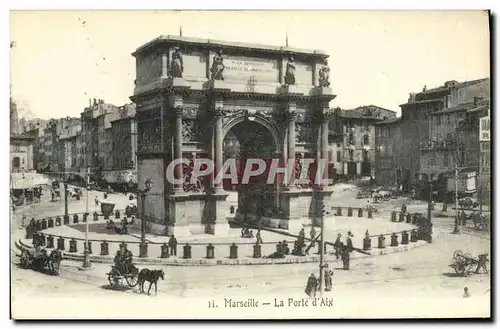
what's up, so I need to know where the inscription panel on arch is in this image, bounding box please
[223,55,279,83]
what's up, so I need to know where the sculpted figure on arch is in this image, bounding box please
[211,50,225,81]
[318,59,330,87]
[284,55,296,85]
[170,47,184,78]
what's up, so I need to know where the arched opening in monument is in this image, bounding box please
[12,157,21,170]
[223,119,280,222]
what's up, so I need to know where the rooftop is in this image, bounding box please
[421,78,489,94]
[133,35,328,59]
[374,118,402,126]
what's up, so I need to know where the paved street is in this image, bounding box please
[11,225,490,318]
[11,180,491,318]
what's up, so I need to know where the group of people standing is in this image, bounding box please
[305,264,335,297]
[333,231,354,270]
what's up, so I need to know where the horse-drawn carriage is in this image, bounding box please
[458,197,479,209]
[449,250,489,277]
[16,243,63,276]
[472,213,490,231]
[372,190,392,202]
[107,263,140,287]
[356,190,372,199]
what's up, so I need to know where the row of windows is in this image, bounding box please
[346,132,371,145]
[333,150,371,162]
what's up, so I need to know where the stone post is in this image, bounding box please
[183,243,192,259]
[100,241,109,256]
[253,243,262,258]
[229,243,238,259]
[390,233,399,247]
[69,239,77,253]
[206,243,215,259]
[46,236,54,249]
[161,244,170,258]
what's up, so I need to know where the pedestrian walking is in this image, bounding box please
[324,263,333,291]
[305,273,318,298]
[310,226,317,247]
[334,233,343,259]
[94,196,99,206]
[463,287,470,298]
[168,234,178,256]
[256,230,263,244]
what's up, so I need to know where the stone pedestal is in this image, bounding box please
[279,188,333,232]
[280,84,303,95]
[167,77,191,89]
[204,80,231,91]
[312,86,335,96]
[133,191,232,237]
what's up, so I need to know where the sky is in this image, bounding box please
[9,10,490,120]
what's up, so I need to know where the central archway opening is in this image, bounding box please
[223,118,280,222]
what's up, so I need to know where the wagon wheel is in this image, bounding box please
[466,261,476,276]
[108,268,122,287]
[453,250,463,260]
[107,272,121,287]
[125,266,139,287]
[453,264,465,276]
[125,274,139,287]
[20,251,29,268]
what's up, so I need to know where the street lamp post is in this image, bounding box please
[139,179,153,258]
[80,166,92,269]
[452,164,461,234]
[64,181,69,217]
[318,201,326,297]
[420,173,437,238]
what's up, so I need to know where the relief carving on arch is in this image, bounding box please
[295,122,313,144]
[181,119,201,142]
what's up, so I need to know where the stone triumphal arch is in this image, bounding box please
[130,36,336,236]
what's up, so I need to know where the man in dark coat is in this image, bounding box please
[168,234,178,256]
[343,232,354,270]
[346,231,354,253]
[305,273,318,297]
[341,246,350,270]
[334,233,343,259]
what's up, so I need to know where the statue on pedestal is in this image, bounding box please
[284,55,296,85]
[211,50,225,81]
[170,47,184,78]
[318,60,330,87]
